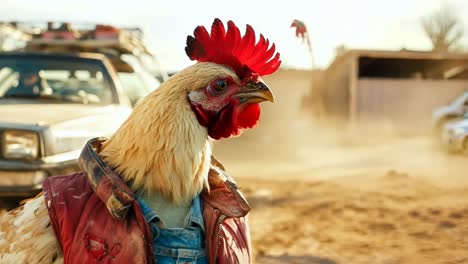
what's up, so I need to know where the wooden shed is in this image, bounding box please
[314,49,468,132]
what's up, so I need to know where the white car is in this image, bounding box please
[432,92,468,134]
[441,113,468,153]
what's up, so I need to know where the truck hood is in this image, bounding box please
[0,104,110,126]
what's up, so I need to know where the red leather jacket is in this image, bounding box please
[43,138,252,264]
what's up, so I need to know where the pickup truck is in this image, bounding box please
[0,51,133,196]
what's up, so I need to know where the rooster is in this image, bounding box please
[0,18,280,264]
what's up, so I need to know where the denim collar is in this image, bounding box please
[137,195,205,231]
[189,195,205,230]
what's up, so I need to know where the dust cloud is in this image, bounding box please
[215,119,468,264]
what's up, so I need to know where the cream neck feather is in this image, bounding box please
[99,82,212,205]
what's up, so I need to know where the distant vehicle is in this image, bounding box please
[441,112,468,153]
[0,52,132,196]
[432,91,468,135]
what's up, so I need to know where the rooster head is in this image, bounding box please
[184,18,281,140]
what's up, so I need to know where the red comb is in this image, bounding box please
[185,18,281,80]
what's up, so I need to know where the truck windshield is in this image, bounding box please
[0,56,114,105]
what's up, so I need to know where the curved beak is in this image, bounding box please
[234,81,275,104]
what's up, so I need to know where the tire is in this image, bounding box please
[0,197,24,211]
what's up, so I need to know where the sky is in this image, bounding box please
[1,0,468,71]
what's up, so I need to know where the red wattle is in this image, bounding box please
[209,104,237,140]
[209,102,261,140]
[192,101,262,140]
[236,103,260,129]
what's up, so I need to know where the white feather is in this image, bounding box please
[0,194,63,264]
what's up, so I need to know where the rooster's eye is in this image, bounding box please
[212,80,227,93]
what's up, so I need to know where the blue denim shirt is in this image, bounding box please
[137,195,208,264]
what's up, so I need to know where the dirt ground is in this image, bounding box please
[213,122,468,264]
[238,172,468,264]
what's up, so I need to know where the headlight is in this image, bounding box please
[2,130,39,160]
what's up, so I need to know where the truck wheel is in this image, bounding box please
[0,197,23,211]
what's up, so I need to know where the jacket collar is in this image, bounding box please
[78,137,135,219]
[202,163,251,218]
[78,138,250,219]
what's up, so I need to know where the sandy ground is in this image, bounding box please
[238,172,468,264]
[213,123,468,264]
